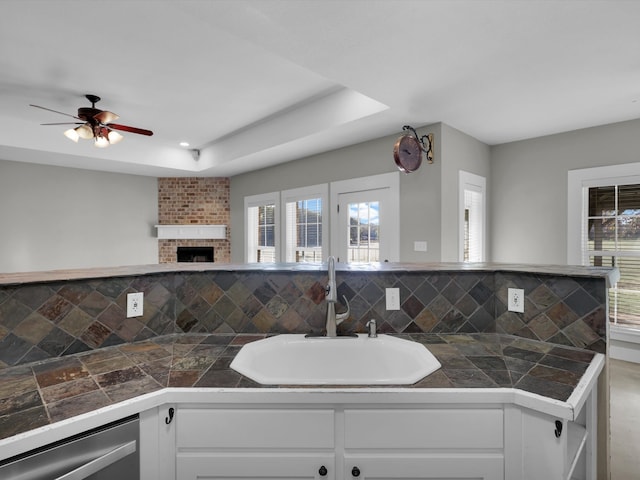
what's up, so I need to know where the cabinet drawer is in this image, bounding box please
[344,409,503,449]
[177,453,336,480]
[177,408,335,449]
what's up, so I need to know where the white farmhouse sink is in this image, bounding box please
[230,334,441,385]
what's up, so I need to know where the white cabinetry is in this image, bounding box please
[137,382,599,480]
[343,409,504,480]
[161,405,504,480]
[176,408,335,480]
[506,387,597,480]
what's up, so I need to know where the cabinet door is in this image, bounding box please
[177,453,335,480]
[343,455,504,480]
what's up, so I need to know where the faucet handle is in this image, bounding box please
[366,319,378,338]
[335,295,350,325]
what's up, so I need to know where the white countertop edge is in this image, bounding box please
[0,383,583,461]
[564,352,605,417]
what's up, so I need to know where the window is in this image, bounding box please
[568,163,640,330]
[586,184,640,327]
[282,184,328,263]
[330,172,400,263]
[245,192,279,263]
[459,171,486,262]
[348,200,380,263]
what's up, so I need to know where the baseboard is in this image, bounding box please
[609,325,640,364]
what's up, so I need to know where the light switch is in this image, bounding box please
[414,241,428,252]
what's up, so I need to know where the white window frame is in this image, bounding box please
[568,163,640,356]
[281,184,328,263]
[244,191,280,263]
[330,172,400,262]
[458,170,486,262]
[568,162,640,264]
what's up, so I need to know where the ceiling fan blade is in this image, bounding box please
[29,104,80,120]
[94,110,119,123]
[40,122,84,126]
[109,123,153,136]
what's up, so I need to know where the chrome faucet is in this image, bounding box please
[366,319,378,338]
[325,256,350,337]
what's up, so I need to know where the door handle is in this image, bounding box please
[55,440,136,480]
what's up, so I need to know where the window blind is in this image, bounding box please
[284,197,323,263]
[464,187,483,262]
[586,184,640,327]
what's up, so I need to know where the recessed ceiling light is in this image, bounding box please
[179,141,190,147]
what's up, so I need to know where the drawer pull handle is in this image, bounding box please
[319,466,328,476]
[352,466,361,477]
[55,440,136,480]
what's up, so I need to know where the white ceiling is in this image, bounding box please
[2,0,640,177]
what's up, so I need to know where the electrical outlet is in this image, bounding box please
[127,292,144,318]
[386,288,400,310]
[508,288,525,313]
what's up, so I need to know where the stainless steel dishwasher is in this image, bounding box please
[0,415,139,480]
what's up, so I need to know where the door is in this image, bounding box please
[338,191,385,263]
[331,173,399,263]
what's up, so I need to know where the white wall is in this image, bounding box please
[230,124,443,263]
[0,159,158,273]
[490,118,640,264]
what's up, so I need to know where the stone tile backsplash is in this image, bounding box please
[0,269,608,368]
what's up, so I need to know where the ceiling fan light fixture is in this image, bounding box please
[94,135,110,148]
[32,94,153,147]
[107,129,123,144]
[76,124,94,140]
[63,128,80,143]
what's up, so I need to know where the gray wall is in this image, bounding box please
[4,116,639,272]
[0,159,158,273]
[490,118,640,264]
[230,122,491,264]
[230,124,444,263]
[440,123,491,261]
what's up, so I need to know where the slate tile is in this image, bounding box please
[0,406,49,440]
[565,288,600,317]
[514,374,573,401]
[0,389,42,416]
[0,334,31,366]
[47,390,111,423]
[443,368,496,387]
[33,357,88,388]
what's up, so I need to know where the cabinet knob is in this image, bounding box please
[319,466,328,476]
[352,466,361,477]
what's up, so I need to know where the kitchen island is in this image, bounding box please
[0,262,616,479]
[0,331,603,480]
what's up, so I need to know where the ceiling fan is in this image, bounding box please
[30,94,153,148]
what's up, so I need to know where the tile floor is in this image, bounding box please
[610,358,640,479]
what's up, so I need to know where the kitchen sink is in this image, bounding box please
[230,334,441,385]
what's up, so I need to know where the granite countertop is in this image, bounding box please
[0,332,599,443]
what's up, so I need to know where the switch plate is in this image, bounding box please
[414,241,428,252]
[386,288,400,310]
[127,292,144,318]
[507,288,525,313]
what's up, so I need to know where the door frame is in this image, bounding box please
[330,172,400,262]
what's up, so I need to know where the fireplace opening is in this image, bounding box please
[177,247,214,262]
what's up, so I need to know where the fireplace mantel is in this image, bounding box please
[155,224,227,239]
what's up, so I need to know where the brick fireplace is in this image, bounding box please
[157,177,230,263]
